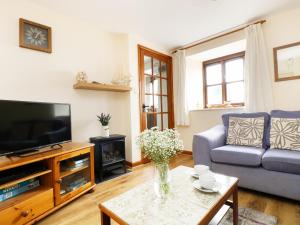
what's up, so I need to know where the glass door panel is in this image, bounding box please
[161,62,167,78]
[156,114,162,130]
[59,153,90,196]
[153,58,160,76]
[144,56,152,75]
[145,76,153,94]
[60,169,90,196]
[153,77,160,94]
[162,96,168,113]
[54,147,94,205]
[101,141,125,166]
[154,95,161,112]
[161,79,168,95]
[146,113,161,130]
[163,114,169,130]
[145,95,153,112]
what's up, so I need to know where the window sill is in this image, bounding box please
[190,106,245,112]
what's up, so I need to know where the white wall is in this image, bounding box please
[186,58,203,110]
[178,7,300,151]
[264,7,300,110]
[0,0,132,159]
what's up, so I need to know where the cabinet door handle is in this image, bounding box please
[21,210,29,217]
[56,178,62,184]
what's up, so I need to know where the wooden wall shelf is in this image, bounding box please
[73,82,131,92]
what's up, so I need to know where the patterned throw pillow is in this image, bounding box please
[270,118,300,151]
[227,117,265,148]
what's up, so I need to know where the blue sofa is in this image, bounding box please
[192,110,300,201]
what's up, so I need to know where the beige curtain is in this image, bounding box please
[173,50,190,126]
[244,24,274,112]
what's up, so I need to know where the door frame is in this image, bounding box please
[138,44,175,132]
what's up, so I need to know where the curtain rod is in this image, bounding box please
[172,19,266,54]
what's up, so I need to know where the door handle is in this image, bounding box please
[142,104,149,112]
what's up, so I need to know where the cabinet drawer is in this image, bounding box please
[0,188,54,225]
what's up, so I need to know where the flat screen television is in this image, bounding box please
[0,100,71,156]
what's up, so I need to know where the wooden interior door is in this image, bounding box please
[138,45,174,157]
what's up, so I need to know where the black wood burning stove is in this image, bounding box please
[90,134,127,182]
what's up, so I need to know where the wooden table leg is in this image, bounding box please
[232,185,238,225]
[101,210,111,225]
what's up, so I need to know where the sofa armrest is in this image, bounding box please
[192,125,226,167]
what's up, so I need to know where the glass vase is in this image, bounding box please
[154,163,171,199]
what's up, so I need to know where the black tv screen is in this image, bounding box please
[0,100,71,156]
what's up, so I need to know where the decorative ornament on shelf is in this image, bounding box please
[137,127,184,199]
[76,71,88,83]
[111,74,132,87]
[97,113,112,137]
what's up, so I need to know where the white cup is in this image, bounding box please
[194,165,209,175]
[198,171,216,190]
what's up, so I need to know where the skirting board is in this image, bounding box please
[181,150,193,155]
[125,160,143,168]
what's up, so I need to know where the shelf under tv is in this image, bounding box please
[0,169,52,190]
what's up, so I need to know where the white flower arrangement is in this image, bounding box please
[137,127,184,164]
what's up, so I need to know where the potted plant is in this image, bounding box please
[137,127,183,199]
[97,113,112,137]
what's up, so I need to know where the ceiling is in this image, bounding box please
[29,0,300,51]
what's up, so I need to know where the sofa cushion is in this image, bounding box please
[262,149,300,174]
[227,117,264,148]
[222,112,270,149]
[270,118,300,151]
[266,110,300,147]
[211,145,265,167]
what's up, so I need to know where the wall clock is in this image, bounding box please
[19,18,52,53]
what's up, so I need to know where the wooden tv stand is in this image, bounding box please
[0,142,95,225]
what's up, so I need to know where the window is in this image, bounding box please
[203,52,245,108]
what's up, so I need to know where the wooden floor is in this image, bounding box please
[37,154,300,225]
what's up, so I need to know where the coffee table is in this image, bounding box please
[99,166,238,225]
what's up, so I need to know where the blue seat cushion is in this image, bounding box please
[211,145,265,167]
[262,149,300,175]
